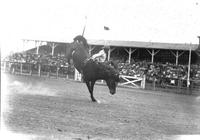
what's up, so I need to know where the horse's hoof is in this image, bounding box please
[96,100,101,104]
[91,99,101,103]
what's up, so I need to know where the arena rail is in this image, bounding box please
[120,75,146,89]
[1,61,75,79]
[1,61,199,92]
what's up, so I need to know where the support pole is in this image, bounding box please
[107,47,115,61]
[147,49,159,63]
[187,47,191,88]
[89,45,92,56]
[170,50,185,65]
[51,43,57,56]
[151,49,154,63]
[128,48,131,64]
[89,45,94,56]
[36,41,39,54]
[124,48,136,64]
[176,51,179,65]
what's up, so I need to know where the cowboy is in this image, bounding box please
[91,46,110,62]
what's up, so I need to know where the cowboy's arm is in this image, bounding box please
[92,50,104,59]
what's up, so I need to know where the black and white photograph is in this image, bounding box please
[1,0,200,139]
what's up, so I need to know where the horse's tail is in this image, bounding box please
[73,35,88,48]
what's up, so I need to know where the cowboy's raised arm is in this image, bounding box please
[92,50,104,59]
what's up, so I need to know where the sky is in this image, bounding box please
[0,0,200,56]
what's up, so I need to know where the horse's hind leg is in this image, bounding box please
[86,81,97,102]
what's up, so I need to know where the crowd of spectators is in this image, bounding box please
[2,52,200,86]
[3,52,74,75]
[118,61,200,84]
[4,53,69,66]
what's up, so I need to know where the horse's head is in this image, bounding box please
[105,68,120,95]
[73,35,88,49]
[70,35,89,61]
[68,35,89,59]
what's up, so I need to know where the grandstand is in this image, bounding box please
[2,37,200,92]
[21,38,199,64]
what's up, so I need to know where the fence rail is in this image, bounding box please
[120,75,145,89]
[1,61,199,92]
[1,61,75,79]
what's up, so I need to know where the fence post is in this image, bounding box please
[141,75,146,89]
[74,69,77,80]
[38,64,41,77]
[20,63,23,75]
[141,76,143,88]
[56,67,59,79]
[12,63,15,74]
[153,76,156,90]
[177,78,180,91]
[29,64,32,75]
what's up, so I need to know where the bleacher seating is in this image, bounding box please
[117,61,200,86]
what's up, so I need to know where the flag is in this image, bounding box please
[104,26,110,30]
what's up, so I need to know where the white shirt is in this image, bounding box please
[92,50,106,62]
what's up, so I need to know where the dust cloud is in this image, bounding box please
[8,80,58,97]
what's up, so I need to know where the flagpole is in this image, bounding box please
[104,26,110,60]
[104,27,106,47]
[104,26,109,46]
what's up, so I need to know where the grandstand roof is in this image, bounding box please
[88,40,199,51]
[23,38,199,51]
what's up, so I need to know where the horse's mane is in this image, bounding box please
[73,35,88,47]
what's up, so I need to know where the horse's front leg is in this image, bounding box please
[85,81,96,102]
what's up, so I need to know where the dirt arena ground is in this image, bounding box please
[1,74,200,140]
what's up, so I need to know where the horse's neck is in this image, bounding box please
[73,47,89,69]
